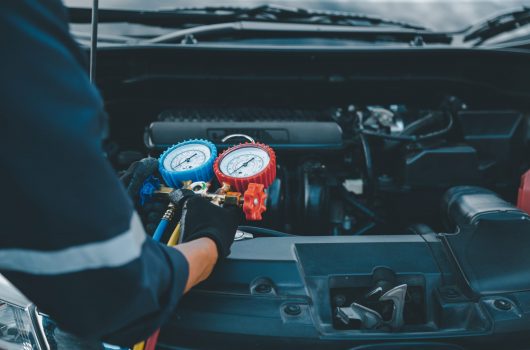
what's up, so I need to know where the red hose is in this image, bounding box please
[144,329,160,350]
[518,170,530,214]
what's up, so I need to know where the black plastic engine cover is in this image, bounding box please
[442,186,530,295]
[145,121,343,151]
[457,111,526,180]
[401,145,481,188]
[158,235,503,350]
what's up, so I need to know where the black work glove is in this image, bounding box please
[119,157,159,202]
[169,189,241,258]
[120,157,163,234]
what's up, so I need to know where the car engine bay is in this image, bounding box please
[6,4,530,350]
[95,47,530,349]
[137,100,526,237]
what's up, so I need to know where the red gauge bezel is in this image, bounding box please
[213,143,276,192]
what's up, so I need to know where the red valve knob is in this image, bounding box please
[243,183,267,221]
[518,170,530,214]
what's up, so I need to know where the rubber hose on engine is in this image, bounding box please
[238,226,293,237]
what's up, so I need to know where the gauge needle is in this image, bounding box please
[230,157,255,175]
[175,153,197,168]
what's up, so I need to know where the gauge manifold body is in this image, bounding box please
[214,143,276,192]
[159,139,217,188]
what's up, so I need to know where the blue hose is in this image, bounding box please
[152,219,169,242]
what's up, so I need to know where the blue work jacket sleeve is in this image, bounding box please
[0,1,189,346]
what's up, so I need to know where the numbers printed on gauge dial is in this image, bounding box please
[219,146,270,178]
[163,143,212,171]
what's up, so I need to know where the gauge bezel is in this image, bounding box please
[214,143,276,192]
[217,144,271,179]
[218,145,271,179]
[159,139,217,187]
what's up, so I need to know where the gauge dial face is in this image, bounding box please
[163,143,212,172]
[219,146,271,178]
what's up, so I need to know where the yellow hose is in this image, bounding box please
[167,223,181,247]
[132,342,145,350]
[133,223,181,350]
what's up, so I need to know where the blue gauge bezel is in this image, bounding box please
[158,139,217,187]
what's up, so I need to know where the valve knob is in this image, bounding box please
[243,183,267,221]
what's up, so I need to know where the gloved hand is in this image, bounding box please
[169,189,241,258]
[120,157,163,235]
[119,157,159,202]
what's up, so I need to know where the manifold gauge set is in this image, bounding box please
[151,135,277,221]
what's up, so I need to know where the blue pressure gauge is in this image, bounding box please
[159,139,217,187]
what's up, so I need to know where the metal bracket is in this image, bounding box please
[380,283,408,330]
[336,303,383,329]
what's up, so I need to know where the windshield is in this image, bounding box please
[64,0,529,31]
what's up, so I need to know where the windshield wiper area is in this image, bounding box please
[157,4,429,31]
[68,4,428,31]
[464,6,530,45]
[142,20,449,45]
[68,4,451,47]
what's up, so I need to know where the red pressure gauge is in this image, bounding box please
[213,136,276,192]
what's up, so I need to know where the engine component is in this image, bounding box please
[263,177,284,229]
[336,303,383,329]
[135,100,528,237]
[442,186,530,295]
[214,142,276,192]
[380,284,408,330]
[158,139,217,187]
[365,267,397,299]
[359,108,454,143]
[363,106,404,133]
[335,283,408,330]
[400,145,481,188]
[457,111,525,179]
[296,160,330,234]
[145,121,344,151]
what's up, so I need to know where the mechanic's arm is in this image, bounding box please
[0,0,233,346]
[177,238,218,293]
[172,191,240,292]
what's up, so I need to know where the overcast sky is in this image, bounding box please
[63,0,530,31]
